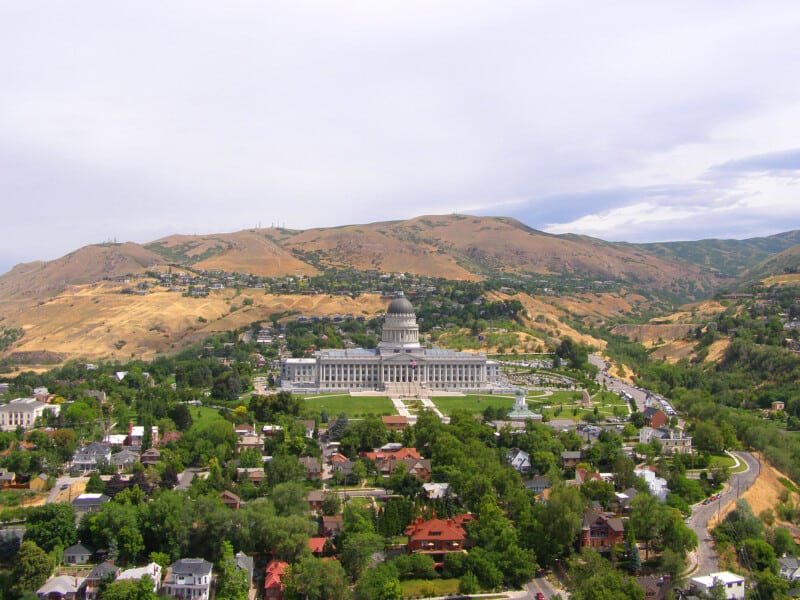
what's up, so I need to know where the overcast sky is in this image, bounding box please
[2,1,800,274]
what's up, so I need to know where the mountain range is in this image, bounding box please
[1,214,799,367]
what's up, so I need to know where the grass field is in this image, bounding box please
[300,394,395,419]
[431,394,515,416]
[399,578,460,598]
[191,405,229,428]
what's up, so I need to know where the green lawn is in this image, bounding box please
[399,578,460,598]
[300,394,395,419]
[190,405,229,428]
[431,394,514,416]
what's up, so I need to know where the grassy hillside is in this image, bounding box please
[634,230,800,280]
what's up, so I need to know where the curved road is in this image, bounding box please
[689,451,760,576]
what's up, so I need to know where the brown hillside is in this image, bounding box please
[147,230,317,277]
[142,215,721,291]
[0,243,164,302]
[2,284,388,364]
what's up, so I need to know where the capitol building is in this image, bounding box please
[280,297,500,395]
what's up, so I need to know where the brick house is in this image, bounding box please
[404,515,474,561]
[580,508,624,551]
[642,407,668,429]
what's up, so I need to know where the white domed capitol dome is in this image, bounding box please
[279,296,500,396]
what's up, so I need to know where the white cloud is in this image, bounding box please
[1,0,800,270]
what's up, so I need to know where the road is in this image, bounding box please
[689,451,760,576]
[588,355,763,577]
[46,475,87,504]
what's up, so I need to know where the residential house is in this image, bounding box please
[405,515,474,560]
[298,456,322,480]
[235,552,254,592]
[642,407,668,429]
[262,425,283,438]
[237,467,266,485]
[398,457,432,481]
[422,483,450,500]
[381,415,409,431]
[523,475,551,495]
[321,515,344,538]
[237,434,265,454]
[307,490,325,512]
[780,556,800,581]
[0,398,59,431]
[634,466,670,502]
[308,537,331,557]
[613,488,639,514]
[110,448,140,472]
[84,562,120,600]
[29,473,49,492]
[220,490,241,510]
[772,401,786,412]
[163,558,213,600]
[690,571,746,600]
[636,575,672,600]
[560,450,583,469]
[507,448,531,473]
[117,563,162,592]
[580,508,625,551]
[71,442,111,473]
[36,575,84,600]
[264,559,289,600]
[62,542,93,565]
[72,494,111,520]
[331,459,356,484]
[639,427,693,455]
[300,419,316,438]
[0,469,15,488]
[140,448,161,466]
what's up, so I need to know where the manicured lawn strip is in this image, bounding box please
[300,395,395,418]
[431,395,514,416]
[708,454,737,470]
[399,578,460,598]
[189,405,229,428]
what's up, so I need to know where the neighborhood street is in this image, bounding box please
[689,451,760,576]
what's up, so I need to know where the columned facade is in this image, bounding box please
[280,297,499,393]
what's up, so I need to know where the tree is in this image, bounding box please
[272,482,307,517]
[353,563,401,600]
[10,541,54,598]
[321,491,341,516]
[625,524,641,575]
[215,541,249,600]
[568,549,644,600]
[287,556,350,600]
[101,577,157,600]
[85,472,106,493]
[23,503,77,553]
[339,531,383,581]
[630,493,661,560]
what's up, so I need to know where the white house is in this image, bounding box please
[690,571,745,600]
[163,558,213,600]
[507,448,532,472]
[634,466,670,502]
[117,562,163,592]
[779,556,800,581]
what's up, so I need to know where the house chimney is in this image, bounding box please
[151,426,159,447]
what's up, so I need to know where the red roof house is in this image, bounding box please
[404,515,473,558]
[264,559,289,600]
